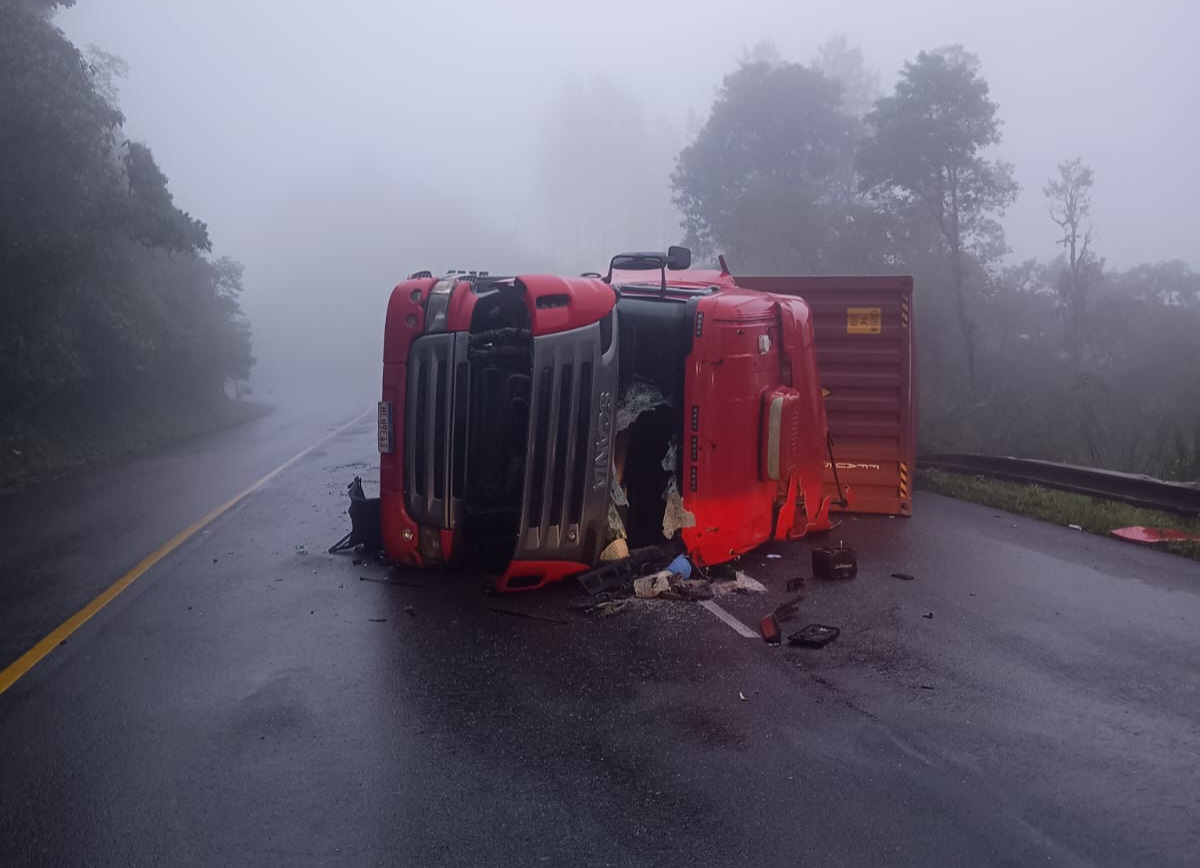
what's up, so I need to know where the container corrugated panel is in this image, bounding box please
[735,275,916,516]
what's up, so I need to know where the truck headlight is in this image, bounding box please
[424,278,455,333]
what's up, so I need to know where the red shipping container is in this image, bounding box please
[735,275,916,517]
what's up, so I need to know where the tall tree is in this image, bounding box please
[813,35,879,119]
[84,44,129,107]
[1043,157,1099,363]
[672,60,860,272]
[1113,260,1200,307]
[0,0,255,427]
[739,39,782,67]
[122,142,211,254]
[1,0,125,407]
[859,46,1018,395]
[810,35,883,254]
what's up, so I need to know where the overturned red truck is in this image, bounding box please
[377,247,914,591]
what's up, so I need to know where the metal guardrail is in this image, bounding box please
[918,454,1200,517]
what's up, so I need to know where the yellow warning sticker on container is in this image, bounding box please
[847,307,882,334]
[820,387,832,398]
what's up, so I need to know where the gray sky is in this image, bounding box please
[60,0,1197,389]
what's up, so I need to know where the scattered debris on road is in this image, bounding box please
[570,546,720,610]
[668,554,693,578]
[759,613,782,644]
[772,594,805,623]
[786,577,806,593]
[812,542,857,580]
[488,607,569,625]
[359,576,425,589]
[576,544,678,596]
[890,572,915,581]
[757,589,807,646]
[787,624,840,648]
[567,597,606,612]
[731,571,767,593]
[738,691,748,702]
[922,611,934,619]
[634,571,674,599]
[599,538,629,561]
[369,618,387,623]
[1110,526,1200,544]
[633,570,714,602]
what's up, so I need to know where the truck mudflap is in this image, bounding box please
[735,275,916,517]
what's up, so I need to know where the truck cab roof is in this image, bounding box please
[610,268,740,296]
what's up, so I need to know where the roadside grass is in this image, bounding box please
[918,468,1200,562]
[1,395,271,490]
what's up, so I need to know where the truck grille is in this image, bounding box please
[406,333,468,528]
[515,323,616,562]
[524,356,593,545]
[406,320,618,564]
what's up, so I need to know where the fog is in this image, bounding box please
[59,0,1198,399]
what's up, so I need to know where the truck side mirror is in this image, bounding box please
[667,246,692,270]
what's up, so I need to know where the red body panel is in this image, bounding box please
[515,274,616,335]
[680,287,832,567]
[380,277,438,565]
[495,560,592,592]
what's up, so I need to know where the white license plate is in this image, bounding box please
[377,401,393,453]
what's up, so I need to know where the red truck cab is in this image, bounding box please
[378,248,899,591]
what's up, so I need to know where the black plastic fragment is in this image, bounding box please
[575,544,678,596]
[787,624,840,648]
[329,476,382,554]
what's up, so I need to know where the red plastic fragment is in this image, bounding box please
[1109,526,1200,544]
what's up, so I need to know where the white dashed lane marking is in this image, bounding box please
[699,600,759,639]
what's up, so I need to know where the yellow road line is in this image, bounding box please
[0,407,374,697]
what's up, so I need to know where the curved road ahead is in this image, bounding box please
[1,405,1198,867]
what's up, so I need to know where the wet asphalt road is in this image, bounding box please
[1,408,1198,868]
